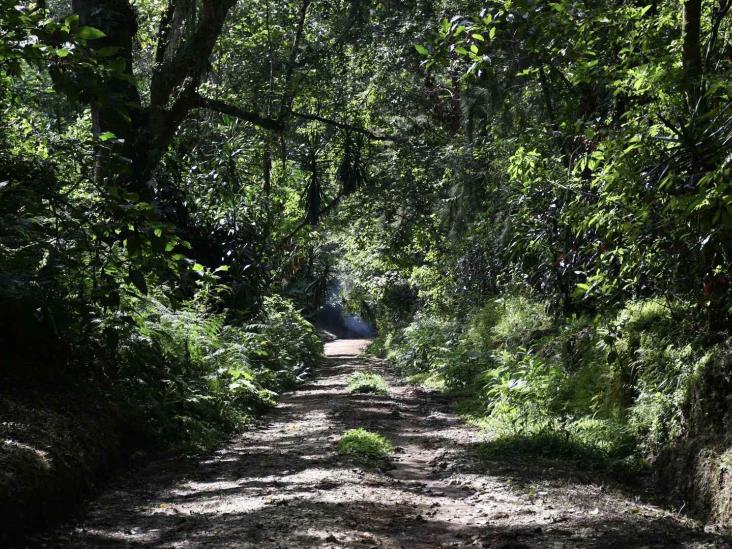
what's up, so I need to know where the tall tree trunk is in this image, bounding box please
[70,0,240,202]
[682,0,704,111]
[72,0,151,198]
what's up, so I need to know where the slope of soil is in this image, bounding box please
[26,340,731,548]
[1,378,126,544]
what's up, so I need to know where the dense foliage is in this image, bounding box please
[326,0,732,472]
[0,0,373,450]
[3,0,732,493]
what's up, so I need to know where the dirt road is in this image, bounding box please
[31,340,729,548]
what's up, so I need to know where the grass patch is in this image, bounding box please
[407,371,447,391]
[338,428,394,463]
[477,432,647,481]
[347,371,389,395]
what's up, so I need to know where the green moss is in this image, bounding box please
[347,371,389,395]
[338,428,394,462]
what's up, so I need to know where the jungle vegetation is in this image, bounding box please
[2,0,732,514]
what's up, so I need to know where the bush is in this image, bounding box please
[258,295,324,378]
[338,428,394,463]
[378,292,712,470]
[490,295,552,348]
[387,313,458,375]
[347,371,389,395]
[112,290,322,452]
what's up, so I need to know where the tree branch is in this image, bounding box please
[278,0,312,120]
[288,109,395,142]
[154,0,175,65]
[193,95,285,132]
[150,0,237,109]
[705,0,732,68]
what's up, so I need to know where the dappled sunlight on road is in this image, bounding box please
[34,340,726,548]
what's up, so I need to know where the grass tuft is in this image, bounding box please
[338,428,394,463]
[347,371,389,395]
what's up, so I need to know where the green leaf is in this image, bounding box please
[471,33,485,42]
[78,26,106,40]
[415,44,429,56]
[573,283,590,298]
[55,48,70,58]
[98,131,116,141]
[96,46,120,57]
[192,263,205,272]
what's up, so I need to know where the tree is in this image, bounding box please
[69,0,281,199]
[682,0,703,110]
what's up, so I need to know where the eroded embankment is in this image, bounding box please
[1,379,127,544]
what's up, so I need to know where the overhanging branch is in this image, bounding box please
[288,109,395,142]
[193,94,284,132]
[193,97,396,142]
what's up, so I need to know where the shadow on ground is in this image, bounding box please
[28,340,730,548]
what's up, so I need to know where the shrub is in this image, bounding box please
[338,428,394,462]
[377,289,720,471]
[347,371,389,395]
[479,348,567,432]
[112,290,322,452]
[258,295,324,378]
[490,295,552,348]
[387,313,457,374]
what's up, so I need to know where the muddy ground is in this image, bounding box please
[25,340,732,548]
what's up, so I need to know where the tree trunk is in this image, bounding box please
[682,0,703,110]
[71,0,151,198]
[70,0,239,201]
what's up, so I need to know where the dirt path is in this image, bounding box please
[31,340,729,548]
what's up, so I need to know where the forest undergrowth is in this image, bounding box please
[362,292,732,521]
